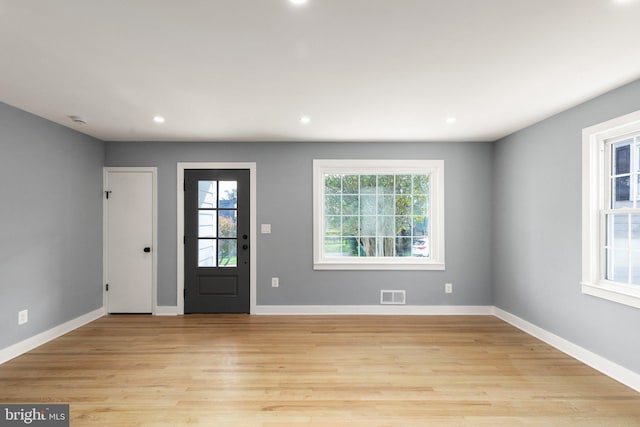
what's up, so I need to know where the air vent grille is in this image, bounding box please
[380,290,406,305]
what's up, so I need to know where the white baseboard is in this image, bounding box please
[0,307,106,365]
[254,305,494,315]
[493,307,640,392]
[155,306,179,316]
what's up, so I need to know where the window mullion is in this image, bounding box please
[628,214,632,286]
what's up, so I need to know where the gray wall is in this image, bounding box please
[493,78,640,373]
[105,141,494,307]
[0,102,104,349]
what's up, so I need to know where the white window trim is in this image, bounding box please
[582,110,640,309]
[313,159,445,270]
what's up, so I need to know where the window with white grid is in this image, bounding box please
[582,111,640,309]
[313,159,445,270]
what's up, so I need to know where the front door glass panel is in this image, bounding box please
[197,180,238,267]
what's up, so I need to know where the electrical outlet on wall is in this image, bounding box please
[18,309,28,325]
[445,283,453,294]
[271,277,279,288]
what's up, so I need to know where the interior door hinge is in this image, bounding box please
[183,181,186,191]
[183,288,186,298]
[105,283,109,291]
[105,190,112,199]
[184,236,186,244]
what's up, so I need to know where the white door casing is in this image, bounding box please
[104,168,157,313]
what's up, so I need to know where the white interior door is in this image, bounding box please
[105,169,155,313]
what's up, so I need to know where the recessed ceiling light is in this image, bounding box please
[445,117,457,124]
[289,0,308,6]
[300,116,311,124]
[153,116,165,124]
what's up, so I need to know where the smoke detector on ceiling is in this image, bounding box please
[68,115,87,124]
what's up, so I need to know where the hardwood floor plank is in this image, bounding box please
[0,315,638,426]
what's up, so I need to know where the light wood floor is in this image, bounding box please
[1,315,639,426]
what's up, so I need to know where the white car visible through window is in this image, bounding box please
[411,237,430,257]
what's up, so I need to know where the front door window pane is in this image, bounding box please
[197,179,239,268]
[198,181,217,208]
[198,211,217,238]
[218,211,237,238]
[219,181,237,208]
[198,240,216,267]
[218,240,237,267]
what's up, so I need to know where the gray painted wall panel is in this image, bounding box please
[0,102,104,349]
[105,141,494,307]
[493,79,640,373]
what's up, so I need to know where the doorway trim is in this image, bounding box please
[103,167,158,314]
[177,162,257,315]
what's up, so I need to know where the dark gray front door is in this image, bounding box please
[184,169,250,313]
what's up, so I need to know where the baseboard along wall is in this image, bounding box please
[0,307,105,365]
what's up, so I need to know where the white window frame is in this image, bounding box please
[582,110,640,309]
[313,159,445,270]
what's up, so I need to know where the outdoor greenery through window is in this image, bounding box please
[324,174,429,257]
[314,159,445,270]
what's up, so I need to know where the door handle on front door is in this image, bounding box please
[242,244,248,250]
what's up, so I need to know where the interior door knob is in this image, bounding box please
[143,247,151,253]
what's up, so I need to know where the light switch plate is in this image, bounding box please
[261,224,271,234]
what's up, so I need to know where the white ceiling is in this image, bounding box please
[1,0,639,142]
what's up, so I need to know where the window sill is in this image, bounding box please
[581,281,640,310]
[314,260,446,271]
